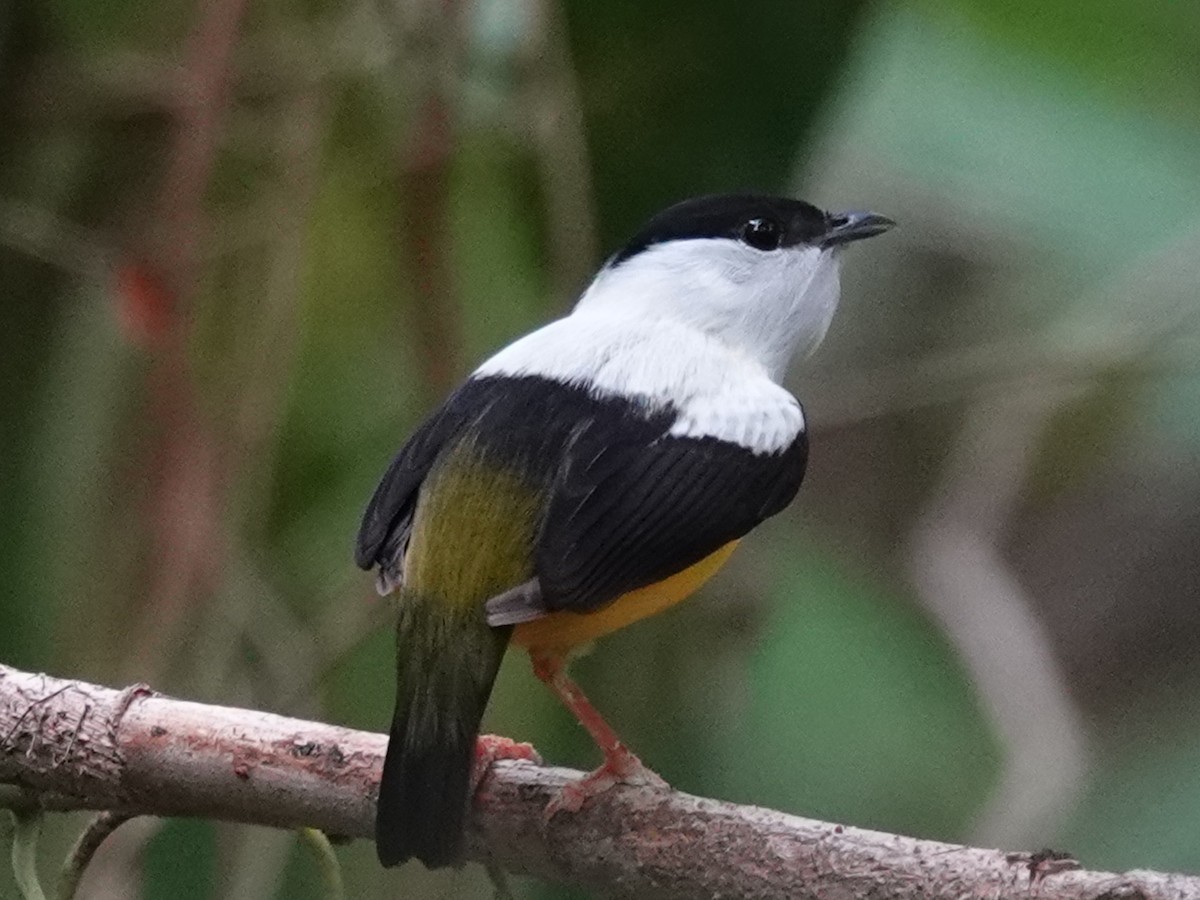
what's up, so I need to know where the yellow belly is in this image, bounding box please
[512,541,740,654]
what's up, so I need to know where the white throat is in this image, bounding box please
[473,236,843,453]
[576,238,843,381]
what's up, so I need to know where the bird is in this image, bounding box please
[355,193,893,868]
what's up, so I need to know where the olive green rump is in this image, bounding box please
[402,440,542,611]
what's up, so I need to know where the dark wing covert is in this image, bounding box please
[355,394,474,580]
[533,420,808,613]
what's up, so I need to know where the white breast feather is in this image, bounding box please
[473,312,804,454]
[473,233,843,454]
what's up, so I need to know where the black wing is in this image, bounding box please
[355,392,478,585]
[362,374,807,617]
[533,420,808,613]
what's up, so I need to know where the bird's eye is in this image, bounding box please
[741,217,783,251]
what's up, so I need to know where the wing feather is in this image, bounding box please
[355,389,480,588]
[361,374,808,623]
[534,423,808,613]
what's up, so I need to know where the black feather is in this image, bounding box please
[375,599,511,868]
[535,421,808,612]
[355,401,465,571]
[610,194,831,265]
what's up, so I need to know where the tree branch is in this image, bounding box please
[0,663,1196,899]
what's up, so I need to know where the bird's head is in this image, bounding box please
[576,194,893,379]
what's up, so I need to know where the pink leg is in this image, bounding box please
[531,652,668,816]
[471,734,541,794]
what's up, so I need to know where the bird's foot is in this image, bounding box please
[544,745,668,819]
[471,734,541,793]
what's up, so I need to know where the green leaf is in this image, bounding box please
[715,539,1000,838]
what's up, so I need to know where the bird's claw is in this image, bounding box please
[471,734,541,793]
[544,746,668,819]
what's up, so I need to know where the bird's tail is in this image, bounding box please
[376,596,511,868]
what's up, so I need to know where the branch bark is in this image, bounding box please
[1,663,1196,899]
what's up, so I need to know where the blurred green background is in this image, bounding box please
[4,0,1200,896]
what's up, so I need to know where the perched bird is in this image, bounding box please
[356,194,893,868]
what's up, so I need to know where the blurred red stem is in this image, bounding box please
[396,5,465,398]
[152,0,251,304]
[127,0,250,676]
